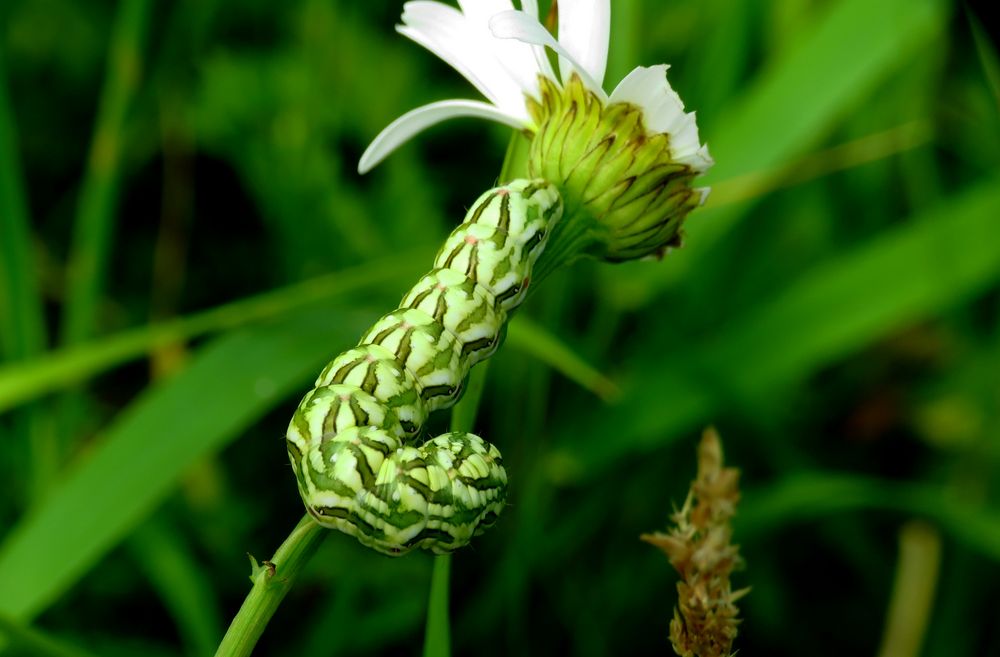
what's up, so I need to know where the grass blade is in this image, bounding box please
[0,254,425,414]
[506,316,619,402]
[630,0,948,300]
[703,0,944,183]
[0,20,57,502]
[60,0,152,346]
[967,10,1000,110]
[0,41,44,361]
[0,306,369,622]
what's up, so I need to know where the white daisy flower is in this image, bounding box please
[359,0,713,262]
[358,0,711,176]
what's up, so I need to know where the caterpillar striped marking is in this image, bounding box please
[285,179,563,555]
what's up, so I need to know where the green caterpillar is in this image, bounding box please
[285,179,563,555]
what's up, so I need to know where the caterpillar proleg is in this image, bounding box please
[285,179,563,555]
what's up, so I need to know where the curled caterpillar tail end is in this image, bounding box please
[294,431,508,557]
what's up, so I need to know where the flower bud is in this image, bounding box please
[526,75,709,262]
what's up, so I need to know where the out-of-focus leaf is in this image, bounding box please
[0,48,44,362]
[60,0,152,346]
[968,11,1000,110]
[0,612,99,657]
[737,474,1000,561]
[0,307,369,622]
[690,0,754,114]
[127,518,222,657]
[705,0,944,182]
[610,0,948,306]
[0,37,54,502]
[506,316,619,402]
[554,173,1000,477]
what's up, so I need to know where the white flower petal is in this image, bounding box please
[492,32,549,101]
[610,65,713,172]
[358,99,526,174]
[512,0,553,81]
[451,0,541,99]
[454,0,545,103]
[520,0,539,20]
[457,0,516,23]
[609,65,671,121]
[518,19,556,84]
[398,2,499,105]
[399,1,528,116]
[557,0,610,88]
[489,10,607,100]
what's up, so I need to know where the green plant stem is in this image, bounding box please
[423,553,453,657]
[422,364,492,657]
[530,209,598,287]
[875,521,942,657]
[449,364,491,435]
[213,515,326,657]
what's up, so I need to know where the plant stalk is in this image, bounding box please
[213,515,326,657]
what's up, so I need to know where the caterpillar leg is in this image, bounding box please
[286,179,562,555]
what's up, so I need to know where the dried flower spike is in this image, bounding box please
[641,428,748,657]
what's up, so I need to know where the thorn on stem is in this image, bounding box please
[247,553,278,583]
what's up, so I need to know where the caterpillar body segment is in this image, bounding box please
[314,344,426,439]
[286,179,563,555]
[401,268,503,369]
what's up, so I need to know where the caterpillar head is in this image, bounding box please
[507,179,562,260]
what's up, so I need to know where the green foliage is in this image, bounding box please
[1,0,998,655]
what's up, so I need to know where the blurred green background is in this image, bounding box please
[1,0,999,655]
